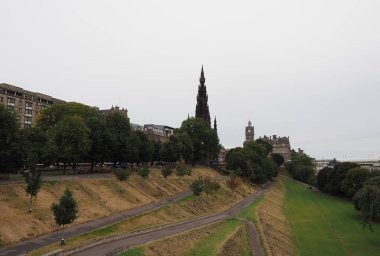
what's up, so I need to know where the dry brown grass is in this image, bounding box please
[256,179,297,256]
[28,179,257,255]
[114,181,255,234]
[218,223,251,256]
[142,221,223,256]
[0,167,217,246]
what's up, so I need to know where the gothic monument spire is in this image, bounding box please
[195,65,211,125]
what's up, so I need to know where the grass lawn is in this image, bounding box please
[186,218,249,256]
[283,176,380,256]
[118,248,145,256]
[239,194,263,223]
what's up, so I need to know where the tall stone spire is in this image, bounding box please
[195,65,211,125]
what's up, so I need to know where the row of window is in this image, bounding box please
[3,96,49,110]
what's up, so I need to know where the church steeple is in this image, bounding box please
[195,65,211,126]
[200,65,205,85]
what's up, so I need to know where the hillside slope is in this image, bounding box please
[0,167,218,246]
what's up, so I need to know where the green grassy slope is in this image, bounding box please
[283,177,380,256]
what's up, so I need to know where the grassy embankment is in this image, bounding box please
[119,219,251,256]
[28,178,257,255]
[117,186,267,256]
[0,167,217,246]
[283,176,380,256]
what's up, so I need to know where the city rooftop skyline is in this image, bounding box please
[1,0,379,159]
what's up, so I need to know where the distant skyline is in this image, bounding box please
[1,0,379,159]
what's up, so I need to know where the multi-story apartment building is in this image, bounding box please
[0,83,65,128]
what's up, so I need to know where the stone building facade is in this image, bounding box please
[0,83,65,128]
[143,124,174,143]
[100,105,128,118]
[262,135,292,162]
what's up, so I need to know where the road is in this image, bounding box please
[0,189,191,256]
[70,182,274,256]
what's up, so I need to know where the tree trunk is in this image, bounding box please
[61,224,65,245]
[28,195,33,213]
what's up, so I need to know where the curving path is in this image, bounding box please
[0,190,191,256]
[70,182,274,256]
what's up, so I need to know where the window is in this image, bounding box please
[26,102,32,109]
[25,116,32,123]
[25,109,32,116]
[0,96,3,102]
[18,100,22,106]
[18,108,22,113]
[7,98,15,106]
[7,105,14,112]
[24,124,32,128]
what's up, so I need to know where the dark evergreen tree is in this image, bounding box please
[51,188,78,244]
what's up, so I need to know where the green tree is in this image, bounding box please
[87,115,113,171]
[286,154,315,183]
[135,130,154,164]
[24,169,42,213]
[271,153,285,167]
[38,102,100,130]
[0,105,22,173]
[353,176,380,231]
[176,161,189,178]
[204,176,220,199]
[190,177,204,206]
[342,168,370,198]
[51,188,78,244]
[138,166,150,180]
[106,112,131,164]
[113,168,131,185]
[51,115,91,169]
[317,167,333,193]
[327,162,359,195]
[161,166,173,179]
[177,118,219,165]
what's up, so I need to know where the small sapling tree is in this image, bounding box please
[51,188,78,244]
[25,169,42,214]
[161,166,173,179]
[204,176,221,201]
[176,161,188,178]
[190,177,204,206]
[138,166,150,180]
[113,168,131,185]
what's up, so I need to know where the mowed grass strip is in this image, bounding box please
[118,247,145,256]
[186,218,245,256]
[239,194,263,223]
[283,176,380,256]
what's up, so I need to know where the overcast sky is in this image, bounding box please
[1,0,379,159]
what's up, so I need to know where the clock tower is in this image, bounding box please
[244,120,254,145]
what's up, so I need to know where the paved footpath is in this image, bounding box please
[0,190,191,256]
[70,182,274,256]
